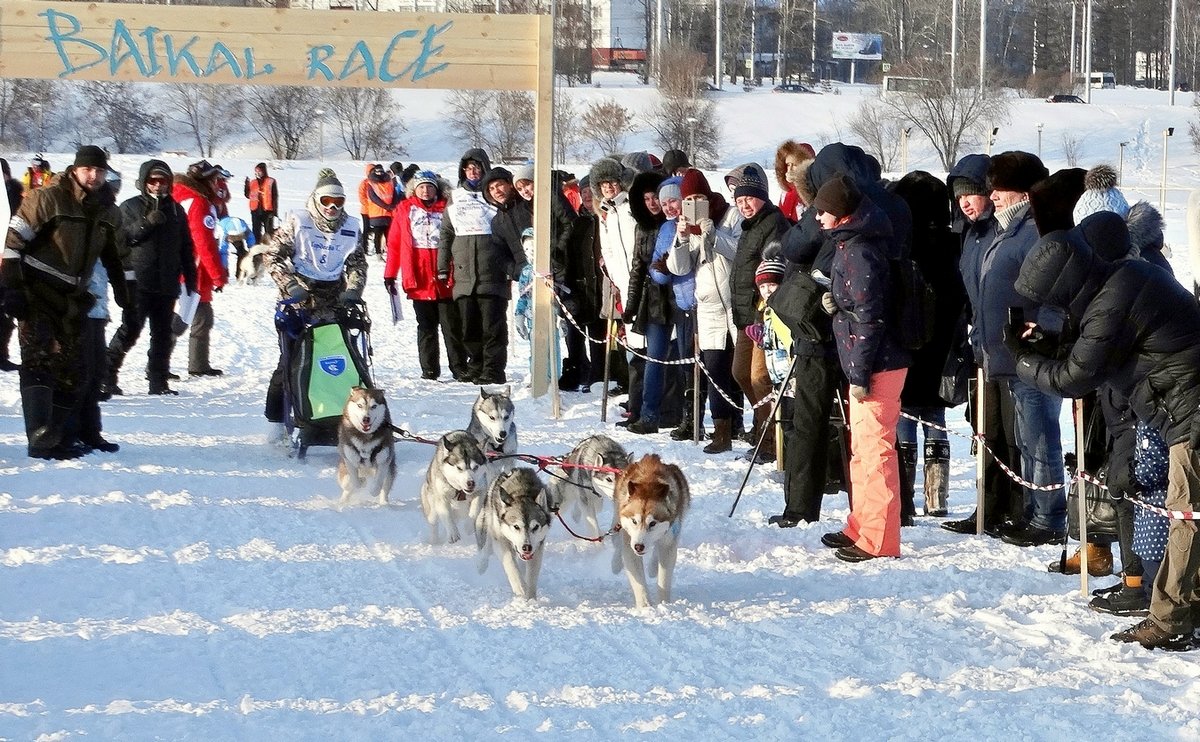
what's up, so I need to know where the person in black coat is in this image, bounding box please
[890,172,967,521]
[619,170,668,428]
[0,158,22,371]
[1011,212,1200,651]
[106,160,197,397]
[553,170,605,392]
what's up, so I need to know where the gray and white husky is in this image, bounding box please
[337,387,396,506]
[465,386,518,469]
[548,434,632,538]
[420,430,488,544]
[475,466,552,600]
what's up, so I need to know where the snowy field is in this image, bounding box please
[3,82,1200,739]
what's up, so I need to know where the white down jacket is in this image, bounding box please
[666,205,743,351]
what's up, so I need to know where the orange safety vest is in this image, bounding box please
[247,176,276,212]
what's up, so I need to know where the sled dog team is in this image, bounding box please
[335,385,691,607]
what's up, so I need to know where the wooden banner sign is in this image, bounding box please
[0,0,543,90]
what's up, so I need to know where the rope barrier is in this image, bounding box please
[894,411,1197,521]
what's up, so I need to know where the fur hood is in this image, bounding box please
[1124,200,1164,260]
[628,170,667,230]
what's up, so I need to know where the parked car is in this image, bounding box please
[773,83,818,94]
[1046,94,1086,103]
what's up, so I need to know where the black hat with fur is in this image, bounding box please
[1028,167,1086,236]
[986,151,1049,193]
[589,157,625,199]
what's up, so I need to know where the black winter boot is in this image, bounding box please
[23,386,86,460]
[923,440,950,516]
[898,442,918,526]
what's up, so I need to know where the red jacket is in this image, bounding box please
[173,179,226,301]
[385,195,451,301]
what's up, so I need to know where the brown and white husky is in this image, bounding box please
[610,454,691,608]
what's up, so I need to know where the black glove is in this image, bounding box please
[1001,321,1026,358]
[338,290,360,306]
[112,281,131,310]
[384,278,398,296]
[145,209,166,227]
[621,309,636,325]
[1,289,27,320]
[436,271,449,284]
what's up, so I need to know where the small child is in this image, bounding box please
[753,256,793,392]
[514,227,536,343]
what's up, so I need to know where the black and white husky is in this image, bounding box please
[548,434,632,538]
[336,387,396,506]
[475,467,552,600]
[420,430,487,544]
[465,386,518,469]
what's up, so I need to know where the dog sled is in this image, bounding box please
[275,299,374,460]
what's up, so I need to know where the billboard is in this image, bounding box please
[831,32,883,61]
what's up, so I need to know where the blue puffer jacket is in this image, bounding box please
[948,155,998,355]
[651,219,696,311]
[828,195,911,387]
[977,203,1061,379]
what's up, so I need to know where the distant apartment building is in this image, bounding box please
[592,0,646,71]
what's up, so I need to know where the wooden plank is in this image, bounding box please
[0,2,540,40]
[0,1,540,89]
[530,13,555,405]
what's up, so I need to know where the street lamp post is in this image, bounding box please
[900,127,911,174]
[986,126,999,156]
[1118,141,1128,183]
[31,102,43,151]
[314,108,325,158]
[1036,123,1044,159]
[1160,127,1174,212]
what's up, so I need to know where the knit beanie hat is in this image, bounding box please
[730,162,770,201]
[74,145,108,170]
[313,168,345,201]
[622,151,663,175]
[952,177,987,198]
[1073,164,1131,222]
[986,151,1049,193]
[662,148,691,174]
[813,174,862,218]
[512,163,534,184]
[410,169,439,191]
[658,176,682,203]
[755,256,786,285]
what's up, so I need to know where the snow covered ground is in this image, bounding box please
[3,84,1200,739]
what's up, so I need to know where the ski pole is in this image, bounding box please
[729,353,799,517]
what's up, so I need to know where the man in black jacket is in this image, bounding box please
[1010,212,1200,651]
[106,160,197,397]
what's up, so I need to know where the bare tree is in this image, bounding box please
[580,98,636,157]
[445,90,535,162]
[244,85,324,160]
[879,61,1011,170]
[165,83,242,158]
[1061,134,1083,166]
[83,82,163,154]
[553,90,582,162]
[848,97,904,172]
[648,43,719,166]
[322,87,405,160]
[0,79,54,148]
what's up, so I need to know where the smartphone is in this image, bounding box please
[682,194,709,223]
[1007,307,1025,328]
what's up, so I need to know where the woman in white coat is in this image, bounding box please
[667,168,743,453]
